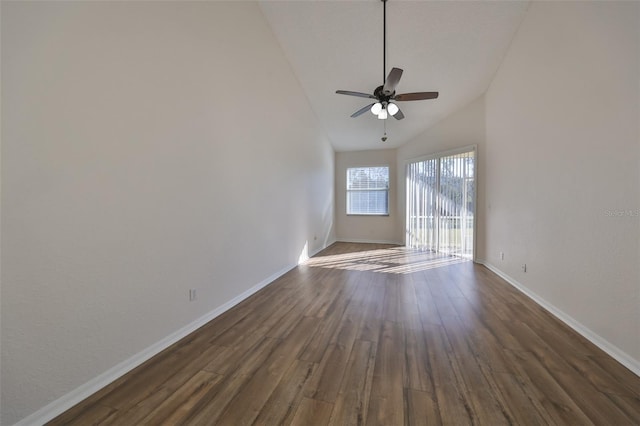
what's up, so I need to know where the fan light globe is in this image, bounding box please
[388,102,399,116]
[371,102,383,115]
[377,109,388,120]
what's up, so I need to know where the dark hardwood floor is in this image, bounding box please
[49,242,640,425]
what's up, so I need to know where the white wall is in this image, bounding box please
[335,149,400,244]
[484,1,639,367]
[397,97,486,258]
[1,2,335,424]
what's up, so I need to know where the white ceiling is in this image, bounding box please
[260,0,529,152]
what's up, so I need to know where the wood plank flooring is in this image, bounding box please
[49,242,640,425]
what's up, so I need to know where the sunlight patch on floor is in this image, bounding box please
[304,247,468,274]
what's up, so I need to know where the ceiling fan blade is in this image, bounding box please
[336,90,376,99]
[351,103,376,118]
[382,68,403,95]
[394,92,439,101]
[392,108,405,120]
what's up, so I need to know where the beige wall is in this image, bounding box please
[335,149,400,244]
[484,1,639,367]
[1,2,335,424]
[397,97,486,258]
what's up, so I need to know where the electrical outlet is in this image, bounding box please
[189,289,197,301]
[522,264,527,273]
[500,252,504,260]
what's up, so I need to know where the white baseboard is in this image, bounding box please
[13,258,309,426]
[335,238,404,245]
[481,261,640,377]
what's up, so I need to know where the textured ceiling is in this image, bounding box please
[260,0,529,152]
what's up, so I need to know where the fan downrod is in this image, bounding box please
[334,0,439,121]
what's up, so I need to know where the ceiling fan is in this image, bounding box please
[336,0,438,120]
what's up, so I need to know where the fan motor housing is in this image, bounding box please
[373,85,394,102]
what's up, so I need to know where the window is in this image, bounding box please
[406,148,475,258]
[346,166,389,215]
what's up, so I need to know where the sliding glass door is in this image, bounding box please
[406,148,475,259]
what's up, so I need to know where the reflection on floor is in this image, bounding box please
[304,243,468,274]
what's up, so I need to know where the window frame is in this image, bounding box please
[346,165,390,216]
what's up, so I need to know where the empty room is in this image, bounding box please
[1,1,638,425]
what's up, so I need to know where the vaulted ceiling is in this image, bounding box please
[260,0,529,151]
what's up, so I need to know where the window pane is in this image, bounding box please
[347,167,389,190]
[347,190,388,215]
[346,166,389,215]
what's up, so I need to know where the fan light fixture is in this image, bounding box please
[335,0,439,124]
